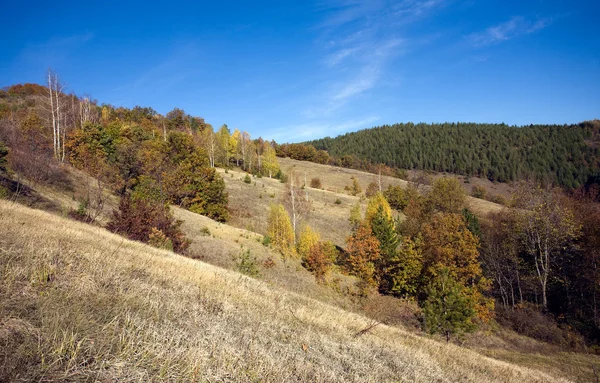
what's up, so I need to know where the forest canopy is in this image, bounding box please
[304,122,600,189]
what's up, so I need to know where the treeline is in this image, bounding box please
[265,171,600,344]
[328,177,599,344]
[301,122,600,188]
[0,78,280,252]
[275,142,404,178]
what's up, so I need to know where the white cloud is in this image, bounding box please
[468,16,554,47]
[269,116,380,142]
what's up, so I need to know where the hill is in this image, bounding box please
[304,121,600,189]
[0,199,580,382]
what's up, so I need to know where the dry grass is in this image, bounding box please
[221,159,502,246]
[276,158,504,216]
[0,199,579,382]
[219,166,362,247]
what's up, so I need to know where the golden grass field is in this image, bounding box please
[0,199,582,382]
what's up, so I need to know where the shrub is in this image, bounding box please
[365,182,379,197]
[310,177,322,189]
[263,257,276,269]
[148,228,173,251]
[471,185,487,199]
[490,194,508,206]
[384,185,407,210]
[262,235,272,247]
[243,174,252,184]
[107,194,189,254]
[334,198,342,205]
[347,178,361,196]
[302,242,336,283]
[200,226,211,236]
[233,248,261,278]
[68,200,95,224]
[0,185,8,199]
[0,141,8,173]
[496,304,582,348]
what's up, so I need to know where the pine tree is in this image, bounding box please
[422,268,476,342]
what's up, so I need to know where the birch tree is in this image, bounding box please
[199,125,217,168]
[46,69,66,162]
[283,171,311,239]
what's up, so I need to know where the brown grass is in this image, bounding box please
[0,199,580,382]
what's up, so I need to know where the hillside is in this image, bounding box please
[222,157,504,247]
[304,121,600,189]
[0,199,581,382]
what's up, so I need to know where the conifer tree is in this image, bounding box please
[422,268,476,342]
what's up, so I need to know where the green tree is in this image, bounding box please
[385,236,423,297]
[0,141,8,173]
[370,204,399,292]
[384,185,407,210]
[421,268,476,341]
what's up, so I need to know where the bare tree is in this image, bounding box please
[283,171,311,240]
[45,69,67,162]
[240,131,251,170]
[79,94,98,128]
[514,182,581,309]
[199,125,217,168]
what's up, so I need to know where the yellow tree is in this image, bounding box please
[216,124,230,166]
[421,213,493,321]
[365,192,392,225]
[428,177,466,214]
[297,224,320,260]
[262,143,279,178]
[267,203,296,258]
[230,129,240,166]
[421,213,481,285]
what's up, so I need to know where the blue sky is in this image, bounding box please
[1,1,599,142]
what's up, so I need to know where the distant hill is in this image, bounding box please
[305,121,600,188]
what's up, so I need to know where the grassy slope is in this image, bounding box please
[223,157,503,247]
[0,199,574,382]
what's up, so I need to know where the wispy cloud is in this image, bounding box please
[269,116,380,142]
[468,16,553,47]
[306,0,439,119]
[16,32,95,69]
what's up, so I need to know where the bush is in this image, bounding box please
[0,185,8,199]
[68,200,95,224]
[302,241,337,283]
[233,248,261,278]
[243,174,252,184]
[200,226,211,236]
[107,194,189,253]
[0,141,8,173]
[471,185,487,199]
[310,177,322,189]
[262,235,272,247]
[496,304,582,348]
[490,194,508,206]
[365,182,379,197]
[384,185,407,210]
[334,198,342,205]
